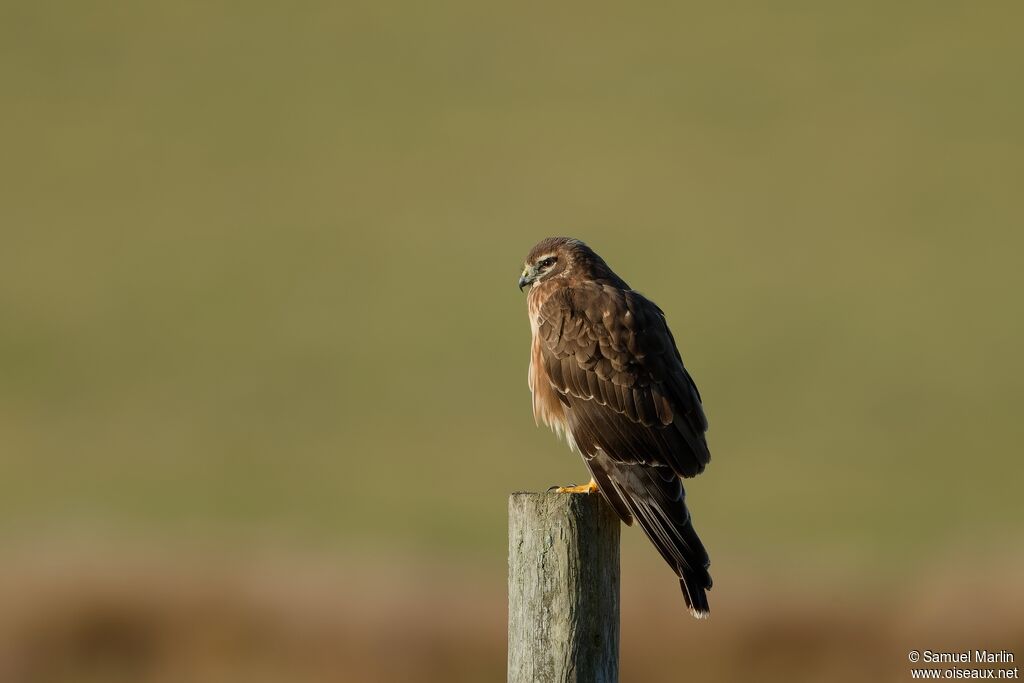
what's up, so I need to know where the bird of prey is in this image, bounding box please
[518,236,713,618]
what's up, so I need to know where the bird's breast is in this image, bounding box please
[527,287,569,439]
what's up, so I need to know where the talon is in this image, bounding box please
[550,479,598,494]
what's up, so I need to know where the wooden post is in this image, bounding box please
[508,491,620,683]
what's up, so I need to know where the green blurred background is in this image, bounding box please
[2,2,1023,681]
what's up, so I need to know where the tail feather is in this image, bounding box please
[585,451,713,619]
[677,505,712,618]
[681,572,711,619]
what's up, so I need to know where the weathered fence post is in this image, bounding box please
[508,491,621,683]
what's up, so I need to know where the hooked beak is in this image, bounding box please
[518,268,535,292]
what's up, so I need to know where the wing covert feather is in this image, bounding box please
[535,283,711,477]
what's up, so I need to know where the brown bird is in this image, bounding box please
[519,236,713,618]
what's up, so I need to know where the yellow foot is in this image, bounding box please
[548,479,598,494]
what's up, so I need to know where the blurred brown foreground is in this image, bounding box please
[2,544,1021,683]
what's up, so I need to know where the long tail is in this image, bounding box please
[677,518,712,618]
[587,452,713,618]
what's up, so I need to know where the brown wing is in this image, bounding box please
[535,282,713,615]
[536,283,710,474]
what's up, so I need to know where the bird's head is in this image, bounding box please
[518,237,621,291]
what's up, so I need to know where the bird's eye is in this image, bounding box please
[539,257,557,268]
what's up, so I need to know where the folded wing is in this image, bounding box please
[535,283,713,615]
